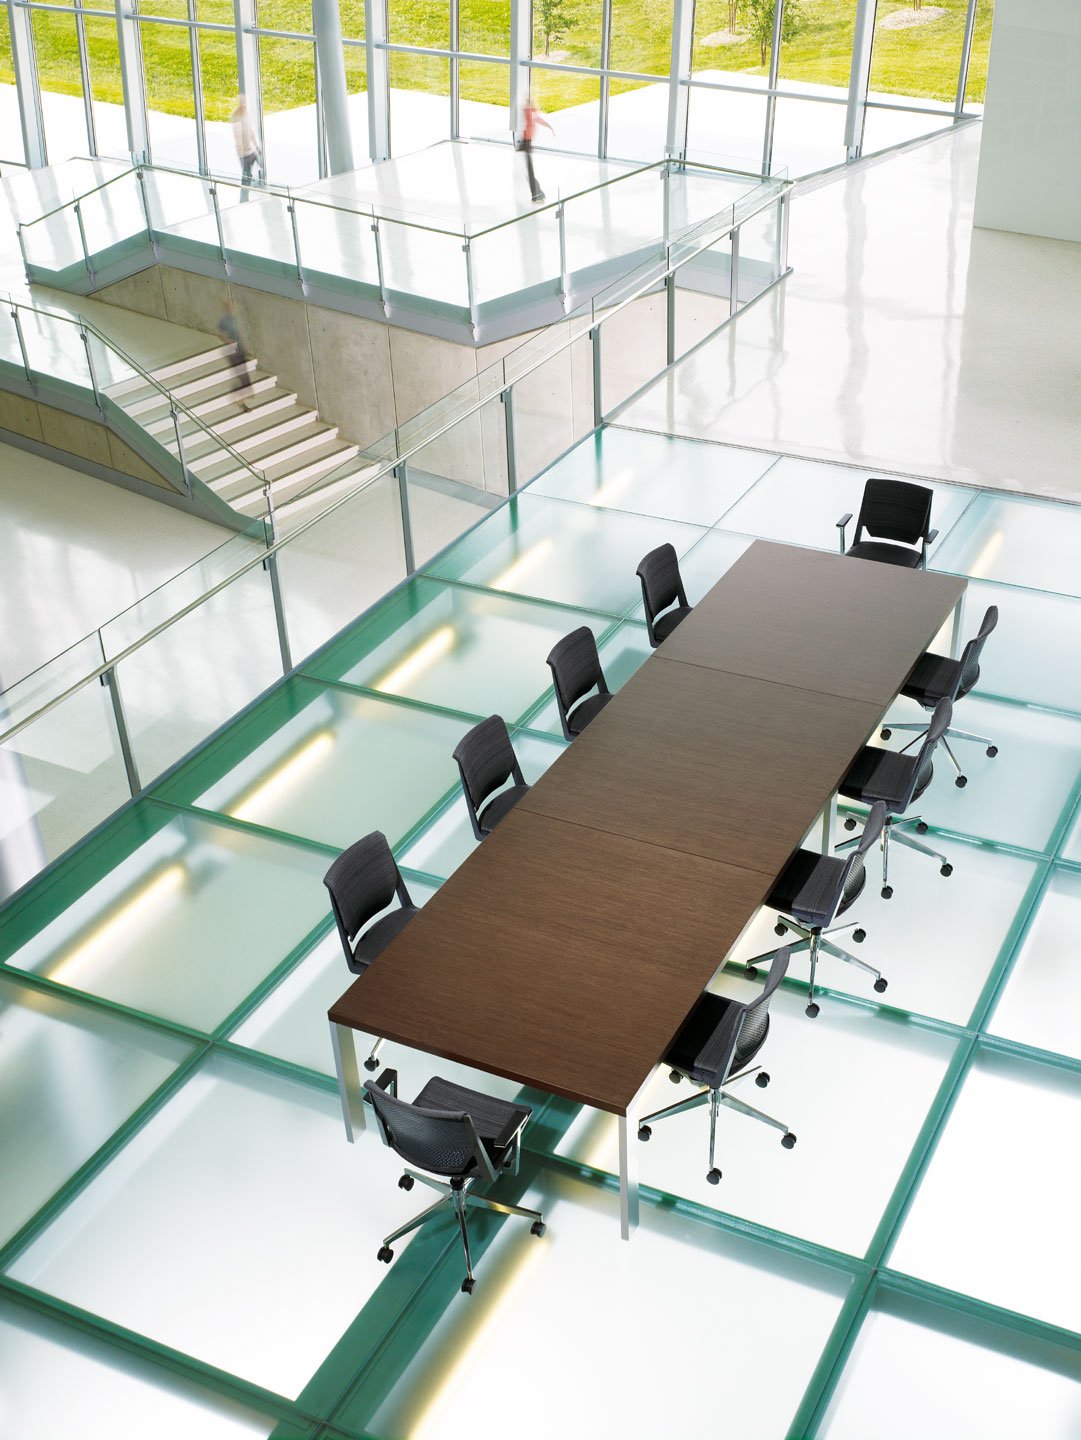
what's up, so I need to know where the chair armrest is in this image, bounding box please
[836,513,852,554]
[374,1067,398,1096]
[926,528,939,545]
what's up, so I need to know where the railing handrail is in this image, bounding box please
[17,165,139,228]
[0,171,790,747]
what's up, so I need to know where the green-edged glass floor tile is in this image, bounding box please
[1063,802,1081,864]
[351,1170,850,1440]
[931,492,1081,599]
[727,834,1039,1026]
[716,455,974,555]
[820,1289,1081,1440]
[2,806,331,1033]
[231,923,529,1102]
[0,970,194,1248]
[158,675,470,852]
[424,493,708,615]
[958,580,1081,716]
[7,1053,438,1399]
[890,1050,1081,1333]
[303,576,612,725]
[0,1298,288,1440]
[528,426,774,526]
[556,983,957,1258]
[397,730,566,880]
[988,868,1081,1061]
[522,620,652,735]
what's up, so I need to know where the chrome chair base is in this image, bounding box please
[637,1064,795,1184]
[836,813,953,895]
[879,720,999,786]
[745,916,886,1017]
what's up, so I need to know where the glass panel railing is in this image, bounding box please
[78,170,148,257]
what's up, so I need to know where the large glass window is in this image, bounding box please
[138,11,200,171]
[0,8,27,165]
[31,5,92,164]
[260,34,319,183]
[869,0,970,106]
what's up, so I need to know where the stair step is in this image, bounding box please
[216,440,361,504]
[148,343,235,384]
[141,376,280,434]
[273,459,382,521]
[225,409,327,454]
[196,422,336,478]
[194,391,299,435]
[126,359,261,415]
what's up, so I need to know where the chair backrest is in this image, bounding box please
[636,543,687,635]
[365,1082,486,1180]
[856,479,933,548]
[546,627,607,737]
[452,715,523,834]
[691,947,791,1086]
[957,605,998,696]
[838,801,888,912]
[907,695,953,805]
[324,832,409,962]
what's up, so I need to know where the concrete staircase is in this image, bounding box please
[107,343,371,521]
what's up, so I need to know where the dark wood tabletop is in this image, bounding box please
[330,539,966,1117]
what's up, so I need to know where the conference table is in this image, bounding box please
[329,539,966,1238]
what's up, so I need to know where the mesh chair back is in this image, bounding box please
[636,543,686,624]
[732,945,790,1068]
[453,715,517,811]
[857,479,933,547]
[911,696,953,799]
[958,606,998,696]
[547,627,604,714]
[840,802,887,908]
[324,831,400,942]
[365,1083,480,1178]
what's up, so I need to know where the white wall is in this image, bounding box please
[973,0,1081,242]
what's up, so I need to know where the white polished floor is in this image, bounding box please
[623,125,1081,503]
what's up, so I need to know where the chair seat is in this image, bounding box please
[478,783,531,834]
[653,605,693,643]
[414,1075,533,1159]
[352,905,419,971]
[902,650,966,708]
[846,539,923,569]
[840,746,930,809]
[767,847,851,927]
[665,991,768,1087]
[567,690,613,736]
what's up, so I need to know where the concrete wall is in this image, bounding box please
[973,0,1081,242]
[0,390,173,490]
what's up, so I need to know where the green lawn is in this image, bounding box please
[1,0,992,136]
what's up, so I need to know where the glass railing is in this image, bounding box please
[0,168,791,891]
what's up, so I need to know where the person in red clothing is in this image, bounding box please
[519,94,553,203]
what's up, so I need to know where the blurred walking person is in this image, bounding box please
[232,95,263,200]
[216,300,254,410]
[519,94,553,204]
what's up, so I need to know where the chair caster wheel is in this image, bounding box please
[843,817,857,831]
[756,1071,770,1088]
[530,1220,546,1237]
[940,863,953,877]
[745,965,758,981]
[955,775,968,789]
[880,728,891,741]
[874,977,888,993]
[363,1057,380,1072]
[637,1125,652,1142]
[774,922,787,937]
[916,821,929,835]
[398,1174,414,1191]
[706,1168,722,1185]
[987,745,998,758]
[881,885,893,900]
[669,1069,682,1084]
[377,1246,394,1264]
[805,1001,820,1018]
[853,928,866,943]
[781,1133,797,1150]
[461,1277,475,1294]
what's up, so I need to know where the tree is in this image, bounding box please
[728,1,739,29]
[738,0,805,67]
[536,0,576,57]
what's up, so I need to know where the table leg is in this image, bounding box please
[821,791,838,854]
[330,1020,366,1142]
[618,1112,639,1240]
[950,594,965,659]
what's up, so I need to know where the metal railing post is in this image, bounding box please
[287,200,306,293]
[15,224,31,285]
[395,461,416,574]
[557,203,569,312]
[591,325,603,428]
[730,224,741,316]
[662,162,671,249]
[778,189,791,275]
[79,325,105,416]
[135,166,153,238]
[171,407,193,499]
[371,214,389,316]
[73,200,95,286]
[262,482,293,674]
[502,385,518,493]
[209,184,227,267]
[954,0,979,118]
[463,236,477,336]
[101,663,141,796]
[11,306,32,385]
[665,257,676,368]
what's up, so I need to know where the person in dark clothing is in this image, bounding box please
[519,96,553,204]
[216,300,253,409]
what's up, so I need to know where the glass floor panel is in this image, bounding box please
[988,867,1081,1061]
[820,1289,1081,1440]
[8,1053,435,1400]
[424,493,708,616]
[353,1169,851,1440]
[890,1050,1081,1334]
[716,455,975,557]
[158,676,471,853]
[529,425,775,526]
[0,1298,283,1440]
[960,580,1081,715]
[2,806,331,1032]
[557,982,957,1258]
[1063,803,1081,864]
[304,576,613,726]
[932,492,1081,599]
[0,971,193,1248]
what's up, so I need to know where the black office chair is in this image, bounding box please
[880,605,999,788]
[637,947,796,1185]
[836,478,938,570]
[546,626,613,740]
[744,803,888,1018]
[366,1070,545,1294]
[452,714,530,842]
[636,542,692,648]
[836,696,954,896]
[324,831,419,1073]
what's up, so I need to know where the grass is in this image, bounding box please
[0,0,992,142]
